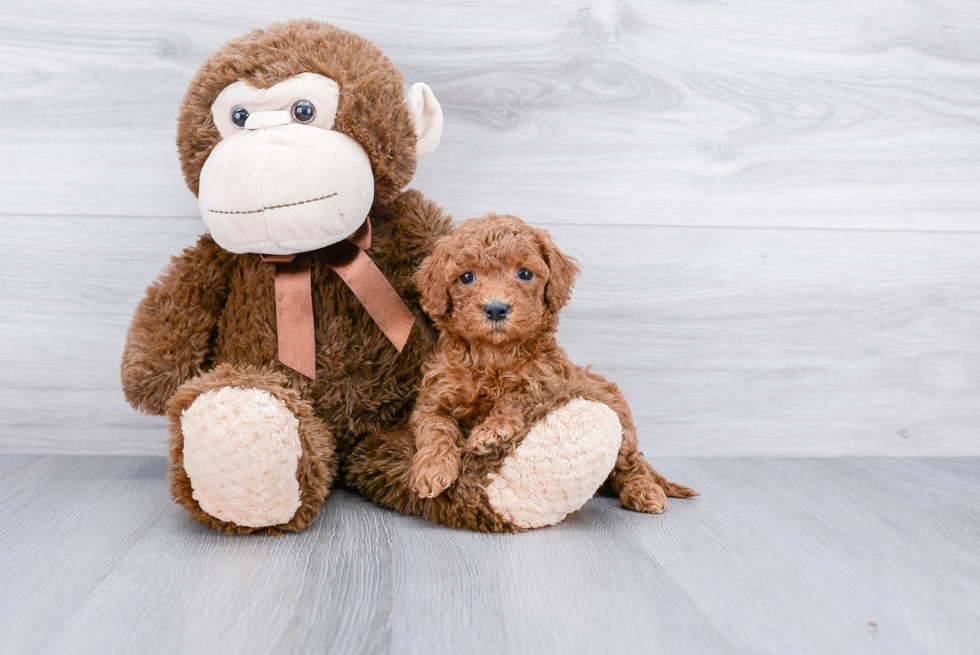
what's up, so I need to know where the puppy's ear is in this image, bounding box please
[414,236,453,320]
[534,228,580,312]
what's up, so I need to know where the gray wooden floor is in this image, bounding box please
[1,456,977,655]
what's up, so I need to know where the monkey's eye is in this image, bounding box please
[292,100,315,124]
[459,272,475,285]
[231,107,250,128]
[517,268,534,281]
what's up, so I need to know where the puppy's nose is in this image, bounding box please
[483,301,510,322]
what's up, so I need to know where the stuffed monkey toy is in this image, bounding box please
[123,19,685,534]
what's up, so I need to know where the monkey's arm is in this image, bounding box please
[121,234,235,415]
[407,372,465,498]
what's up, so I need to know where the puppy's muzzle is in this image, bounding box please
[483,301,510,323]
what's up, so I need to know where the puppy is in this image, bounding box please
[407,213,697,514]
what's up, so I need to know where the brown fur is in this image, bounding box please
[122,21,452,533]
[346,214,697,532]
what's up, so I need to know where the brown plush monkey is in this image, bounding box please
[122,20,450,534]
[124,19,686,535]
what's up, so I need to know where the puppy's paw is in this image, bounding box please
[466,424,501,455]
[408,447,461,498]
[619,478,668,514]
[466,420,519,455]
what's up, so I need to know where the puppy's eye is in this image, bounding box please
[459,272,475,284]
[517,268,534,281]
[231,107,249,128]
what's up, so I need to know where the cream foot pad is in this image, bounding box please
[485,398,623,529]
[181,386,303,528]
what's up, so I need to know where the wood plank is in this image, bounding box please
[379,501,736,654]
[620,457,980,654]
[1,456,977,654]
[0,456,170,655]
[0,215,200,455]
[553,222,980,456]
[1,1,979,230]
[3,216,979,456]
[917,457,980,490]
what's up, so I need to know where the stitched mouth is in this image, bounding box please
[208,192,338,215]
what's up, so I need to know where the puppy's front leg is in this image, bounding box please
[409,379,465,498]
[409,414,463,498]
[467,394,527,456]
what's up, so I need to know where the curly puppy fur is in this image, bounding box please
[122,20,452,533]
[345,214,697,532]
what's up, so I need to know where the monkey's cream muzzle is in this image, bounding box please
[198,117,374,256]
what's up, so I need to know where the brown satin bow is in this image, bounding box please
[261,218,414,379]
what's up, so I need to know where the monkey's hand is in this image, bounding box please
[408,444,461,498]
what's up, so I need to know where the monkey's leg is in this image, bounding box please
[480,377,695,524]
[347,398,625,532]
[346,422,515,532]
[480,398,624,529]
[166,364,336,534]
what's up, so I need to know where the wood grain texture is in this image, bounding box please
[3,216,979,456]
[0,1,979,229]
[1,1,979,456]
[0,456,977,654]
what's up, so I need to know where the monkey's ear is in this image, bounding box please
[414,237,452,320]
[406,83,443,157]
[535,228,580,313]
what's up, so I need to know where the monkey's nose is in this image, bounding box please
[483,301,510,322]
[243,110,292,130]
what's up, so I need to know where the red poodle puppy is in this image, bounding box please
[406,213,697,522]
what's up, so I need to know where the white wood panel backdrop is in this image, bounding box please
[1,0,978,456]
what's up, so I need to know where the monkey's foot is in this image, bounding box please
[485,398,622,529]
[167,365,334,534]
[180,386,304,527]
